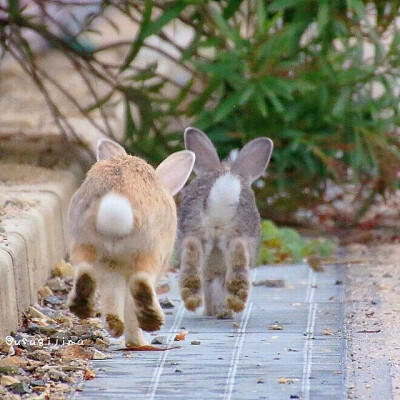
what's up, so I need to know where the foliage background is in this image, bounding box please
[1,0,400,226]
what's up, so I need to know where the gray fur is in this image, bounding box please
[177,171,261,263]
[178,128,273,318]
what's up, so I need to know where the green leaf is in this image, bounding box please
[120,0,153,71]
[268,0,305,12]
[261,220,279,239]
[213,86,254,122]
[262,87,285,113]
[317,0,330,32]
[258,220,336,265]
[85,91,114,113]
[223,0,245,19]
[121,1,187,71]
[332,87,351,117]
[142,1,187,38]
[124,98,137,140]
[257,0,267,36]
[253,92,268,117]
[347,0,365,18]
[8,0,20,18]
[211,10,247,47]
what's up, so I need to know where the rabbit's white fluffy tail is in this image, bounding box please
[96,192,134,236]
[207,173,241,225]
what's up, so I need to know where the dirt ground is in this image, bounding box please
[345,243,400,399]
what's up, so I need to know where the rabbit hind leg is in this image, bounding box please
[179,237,203,311]
[226,238,250,313]
[124,292,148,346]
[96,264,126,338]
[68,244,97,319]
[130,272,164,332]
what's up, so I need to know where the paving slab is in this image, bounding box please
[0,159,85,336]
[75,263,346,400]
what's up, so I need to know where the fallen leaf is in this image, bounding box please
[268,324,283,331]
[0,338,12,355]
[1,356,27,369]
[156,283,170,295]
[61,345,92,360]
[38,286,54,299]
[52,260,74,278]
[278,377,294,384]
[117,345,180,352]
[307,256,324,272]
[307,255,368,272]
[0,375,20,386]
[174,331,188,341]
[92,349,109,360]
[28,306,56,324]
[47,277,67,292]
[94,338,109,351]
[83,369,96,380]
[7,381,32,395]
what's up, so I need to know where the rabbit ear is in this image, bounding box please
[184,127,221,174]
[96,138,127,161]
[231,137,273,184]
[156,150,195,195]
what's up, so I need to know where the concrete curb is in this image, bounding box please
[0,161,85,337]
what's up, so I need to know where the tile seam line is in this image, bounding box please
[223,268,258,400]
[302,270,317,400]
[146,301,185,400]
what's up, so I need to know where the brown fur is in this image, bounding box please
[68,141,194,345]
[71,244,97,264]
[131,279,164,332]
[106,314,125,338]
[68,273,96,319]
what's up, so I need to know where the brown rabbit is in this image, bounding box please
[178,128,273,319]
[67,139,195,346]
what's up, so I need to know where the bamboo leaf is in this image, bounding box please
[268,0,305,12]
[124,98,137,140]
[120,0,153,71]
[223,0,245,19]
[213,86,254,122]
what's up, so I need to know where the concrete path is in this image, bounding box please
[75,264,346,400]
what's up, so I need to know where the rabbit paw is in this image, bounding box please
[132,280,164,332]
[226,278,249,313]
[105,314,125,337]
[68,273,96,319]
[216,309,234,319]
[181,280,202,311]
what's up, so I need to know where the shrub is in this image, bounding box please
[2,1,400,223]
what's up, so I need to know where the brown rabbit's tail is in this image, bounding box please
[96,192,134,236]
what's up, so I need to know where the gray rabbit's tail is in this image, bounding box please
[206,173,241,225]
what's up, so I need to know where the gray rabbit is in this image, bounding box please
[177,128,273,319]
